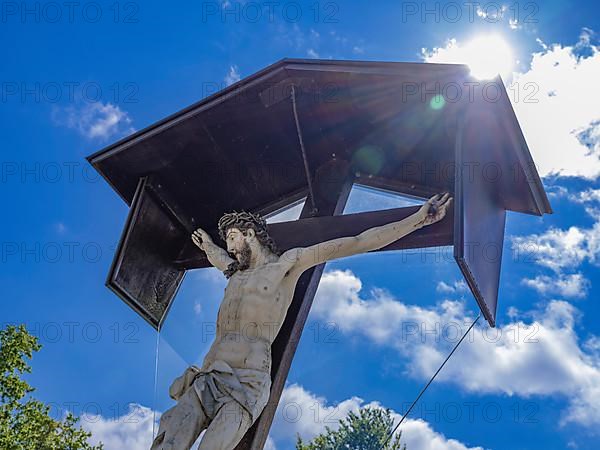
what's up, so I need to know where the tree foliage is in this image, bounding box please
[296,406,406,450]
[0,324,102,449]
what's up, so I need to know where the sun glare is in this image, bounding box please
[462,35,514,80]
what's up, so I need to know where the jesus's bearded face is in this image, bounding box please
[225,228,254,271]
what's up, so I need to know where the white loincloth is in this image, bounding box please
[169,360,271,423]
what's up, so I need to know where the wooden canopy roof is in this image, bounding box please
[88,58,551,222]
[87,58,552,329]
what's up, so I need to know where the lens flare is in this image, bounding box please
[352,146,385,176]
[430,94,446,110]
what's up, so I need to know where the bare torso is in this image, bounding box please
[194,195,448,376]
[200,257,300,373]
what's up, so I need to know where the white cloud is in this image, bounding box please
[269,384,484,450]
[510,30,600,179]
[510,187,600,296]
[546,184,569,199]
[224,65,241,86]
[475,4,506,21]
[275,23,307,50]
[80,387,481,450]
[52,102,134,140]
[270,383,364,444]
[311,270,470,347]
[469,3,526,30]
[272,22,323,57]
[83,404,158,450]
[312,270,600,427]
[569,188,600,204]
[399,418,485,450]
[508,18,520,30]
[548,185,600,219]
[270,21,367,60]
[329,30,348,45]
[436,279,469,294]
[511,225,597,273]
[422,30,600,179]
[521,273,590,298]
[307,48,319,58]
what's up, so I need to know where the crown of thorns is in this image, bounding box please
[217,210,269,241]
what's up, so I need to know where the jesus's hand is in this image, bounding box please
[192,227,213,251]
[415,193,452,228]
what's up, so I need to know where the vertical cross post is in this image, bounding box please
[235,161,354,449]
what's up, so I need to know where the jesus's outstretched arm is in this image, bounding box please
[282,192,452,274]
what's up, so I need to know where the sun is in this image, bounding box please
[462,35,514,80]
[424,34,515,80]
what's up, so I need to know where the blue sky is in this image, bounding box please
[2,1,600,449]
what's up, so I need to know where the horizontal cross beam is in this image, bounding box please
[175,204,454,270]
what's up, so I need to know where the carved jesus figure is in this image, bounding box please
[150,192,452,450]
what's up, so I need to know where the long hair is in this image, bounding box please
[217,211,280,278]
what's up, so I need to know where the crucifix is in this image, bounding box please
[87,58,551,450]
[153,193,450,449]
